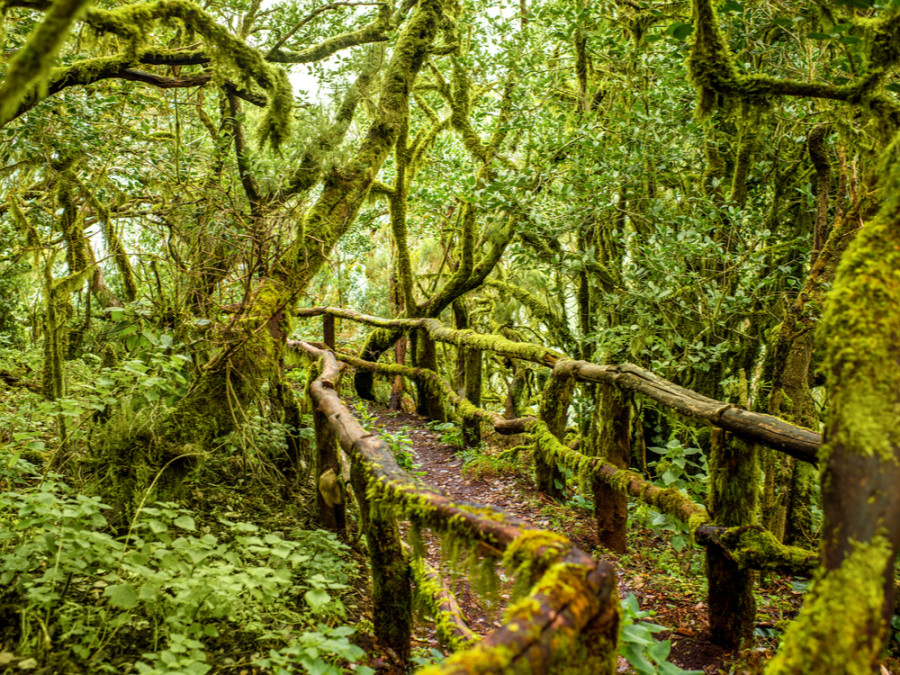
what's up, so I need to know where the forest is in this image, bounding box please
[0,0,899,672]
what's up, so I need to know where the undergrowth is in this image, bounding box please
[0,340,374,675]
[0,457,372,674]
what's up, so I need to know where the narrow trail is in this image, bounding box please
[353,400,739,673]
[359,403,535,637]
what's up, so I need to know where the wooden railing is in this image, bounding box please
[298,341,619,674]
[292,307,825,668]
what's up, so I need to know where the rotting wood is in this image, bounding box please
[298,340,619,674]
[294,307,821,463]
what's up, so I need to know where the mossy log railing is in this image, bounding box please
[294,307,821,464]
[299,341,620,674]
[330,346,817,575]
[410,556,479,652]
[292,309,823,651]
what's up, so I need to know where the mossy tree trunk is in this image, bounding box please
[536,370,572,500]
[706,428,757,649]
[96,0,448,515]
[765,126,840,545]
[452,300,481,448]
[413,328,445,421]
[462,346,482,449]
[590,383,631,553]
[767,156,900,674]
[349,465,412,664]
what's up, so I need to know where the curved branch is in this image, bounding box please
[687,0,900,126]
[0,0,92,125]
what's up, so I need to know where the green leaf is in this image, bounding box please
[666,22,694,40]
[104,582,139,609]
[305,588,331,612]
[174,515,196,531]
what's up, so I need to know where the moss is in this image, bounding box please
[0,0,92,125]
[709,432,758,528]
[687,512,709,533]
[410,556,477,652]
[818,147,900,464]
[721,526,816,574]
[532,414,707,527]
[418,558,617,674]
[502,529,570,598]
[767,536,892,674]
[85,0,293,149]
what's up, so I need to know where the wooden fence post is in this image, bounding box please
[591,383,631,553]
[323,313,335,350]
[462,347,482,449]
[414,328,445,421]
[311,368,346,535]
[706,428,757,648]
[350,463,412,664]
[535,369,573,500]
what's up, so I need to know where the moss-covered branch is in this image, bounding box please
[695,525,817,576]
[687,0,900,126]
[296,306,564,366]
[0,0,92,125]
[276,51,382,203]
[484,279,576,349]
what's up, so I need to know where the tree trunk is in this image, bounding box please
[91,0,446,518]
[767,164,900,673]
[536,370,572,500]
[590,382,630,553]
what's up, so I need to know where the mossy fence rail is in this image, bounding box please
[292,307,825,673]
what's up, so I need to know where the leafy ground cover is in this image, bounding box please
[0,347,380,675]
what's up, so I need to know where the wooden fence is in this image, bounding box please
[292,306,827,671]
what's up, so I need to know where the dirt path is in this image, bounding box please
[352,401,736,673]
